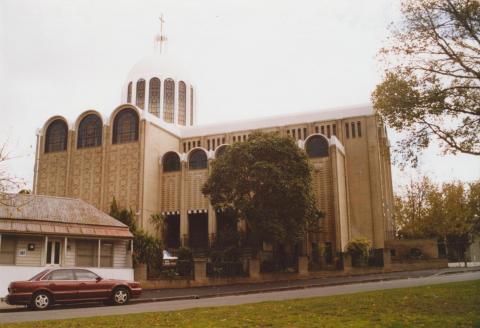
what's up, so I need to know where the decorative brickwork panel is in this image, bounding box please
[186,170,209,211]
[36,151,68,197]
[311,158,335,241]
[161,173,181,212]
[69,147,103,209]
[103,143,140,213]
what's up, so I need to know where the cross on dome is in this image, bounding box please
[154,14,168,54]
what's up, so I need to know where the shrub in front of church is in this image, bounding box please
[110,198,163,277]
[346,238,372,267]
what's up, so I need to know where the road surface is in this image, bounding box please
[0,271,478,324]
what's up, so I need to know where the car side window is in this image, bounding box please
[44,269,75,281]
[74,269,99,280]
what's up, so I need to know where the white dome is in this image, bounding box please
[126,54,191,83]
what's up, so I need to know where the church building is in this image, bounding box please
[32,26,395,263]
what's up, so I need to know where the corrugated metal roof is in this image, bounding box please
[0,194,133,238]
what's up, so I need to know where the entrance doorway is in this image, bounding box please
[188,213,208,250]
[46,240,62,266]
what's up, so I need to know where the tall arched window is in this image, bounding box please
[127,82,132,103]
[163,79,175,123]
[189,149,207,169]
[215,145,228,158]
[136,79,145,109]
[77,114,102,149]
[178,81,186,126]
[149,78,160,117]
[45,119,68,153]
[305,135,329,158]
[190,86,194,125]
[112,108,139,144]
[163,152,181,172]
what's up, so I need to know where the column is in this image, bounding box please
[97,239,101,268]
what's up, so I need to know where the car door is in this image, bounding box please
[41,269,78,302]
[74,269,112,300]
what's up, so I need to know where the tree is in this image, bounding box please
[109,199,163,275]
[372,0,480,166]
[0,139,27,206]
[202,132,321,251]
[394,178,480,266]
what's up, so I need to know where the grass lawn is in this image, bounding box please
[4,280,480,328]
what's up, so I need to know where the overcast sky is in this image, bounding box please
[0,0,479,191]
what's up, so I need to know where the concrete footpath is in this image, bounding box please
[1,266,479,311]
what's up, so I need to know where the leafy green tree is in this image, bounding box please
[395,178,480,266]
[109,199,163,275]
[202,132,321,251]
[372,0,480,166]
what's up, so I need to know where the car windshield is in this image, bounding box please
[29,269,50,281]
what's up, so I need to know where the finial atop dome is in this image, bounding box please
[154,14,168,54]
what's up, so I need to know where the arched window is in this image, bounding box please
[305,135,329,158]
[190,86,194,125]
[45,119,68,153]
[136,79,145,109]
[77,114,102,149]
[163,152,181,172]
[127,82,132,103]
[178,81,186,126]
[112,108,139,144]
[215,145,228,158]
[189,149,207,169]
[149,78,160,117]
[163,79,175,123]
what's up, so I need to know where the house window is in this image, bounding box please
[148,78,160,117]
[76,240,97,267]
[45,119,68,153]
[345,123,350,139]
[100,242,113,268]
[77,114,102,149]
[351,122,356,138]
[315,126,319,133]
[305,135,329,158]
[190,87,194,125]
[357,121,362,137]
[135,79,146,109]
[332,124,337,136]
[303,128,307,140]
[321,126,325,135]
[112,108,139,144]
[0,235,16,264]
[327,125,331,138]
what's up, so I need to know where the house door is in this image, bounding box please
[46,240,62,266]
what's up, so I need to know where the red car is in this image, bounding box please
[6,268,141,310]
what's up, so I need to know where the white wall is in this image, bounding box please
[0,266,134,297]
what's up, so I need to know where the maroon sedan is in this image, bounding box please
[6,268,141,310]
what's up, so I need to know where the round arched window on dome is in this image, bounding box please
[77,114,102,149]
[178,81,186,126]
[189,149,207,170]
[149,78,160,117]
[45,119,68,153]
[163,79,175,123]
[127,82,132,103]
[163,152,181,172]
[112,108,139,144]
[305,135,329,158]
[136,79,146,109]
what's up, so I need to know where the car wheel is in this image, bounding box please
[112,287,130,305]
[32,292,51,310]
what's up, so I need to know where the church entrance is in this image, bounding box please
[164,214,180,249]
[188,213,208,250]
